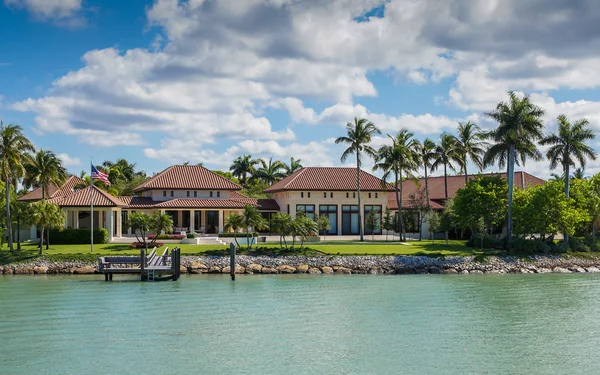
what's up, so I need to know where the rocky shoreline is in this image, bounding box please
[3,255,600,275]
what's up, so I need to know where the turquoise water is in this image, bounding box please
[2,274,600,374]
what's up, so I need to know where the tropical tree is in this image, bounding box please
[283,157,303,176]
[485,91,545,245]
[382,207,395,241]
[364,211,380,241]
[224,213,244,249]
[431,133,461,201]
[541,114,597,247]
[373,129,419,241]
[12,191,31,251]
[230,155,258,187]
[30,201,65,254]
[241,205,268,249]
[24,149,68,200]
[253,157,285,185]
[297,216,318,248]
[336,117,381,241]
[414,138,436,210]
[454,121,487,184]
[573,168,586,180]
[271,213,293,249]
[127,212,152,250]
[317,214,331,241]
[149,212,174,243]
[0,122,35,251]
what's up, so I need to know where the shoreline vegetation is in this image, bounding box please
[3,242,600,276]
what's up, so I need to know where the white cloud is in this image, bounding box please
[57,152,81,167]
[4,0,85,26]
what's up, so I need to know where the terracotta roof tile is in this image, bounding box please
[117,196,157,209]
[229,191,280,211]
[387,171,545,210]
[18,176,86,201]
[153,198,249,209]
[264,167,392,193]
[48,185,125,207]
[132,165,241,192]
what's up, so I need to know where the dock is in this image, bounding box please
[97,247,181,281]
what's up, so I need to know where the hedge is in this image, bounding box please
[148,234,185,240]
[49,228,109,244]
[219,232,258,238]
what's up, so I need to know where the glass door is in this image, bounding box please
[342,205,359,235]
[319,205,338,235]
[206,211,219,234]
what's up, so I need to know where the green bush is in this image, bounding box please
[219,232,258,238]
[466,235,501,249]
[584,237,600,252]
[186,232,197,239]
[509,238,550,254]
[49,228,109,244]
[568,237,590,252]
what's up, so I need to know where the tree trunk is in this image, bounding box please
[425,166,432,240]
[464,157,468,186]
[16,216,21,251]
[444,164,448,200]
[6,177,13,251]
[445,231,449,245]
[234,231,240,249]
[39,225,44,255]
[356,157,364,241]
[394,171,405,242]
[564,162,570,249]
[246,226,251,250]
[507,144,515,249]
[46,227,50,250]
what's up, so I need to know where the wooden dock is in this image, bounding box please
[97,247,181,281]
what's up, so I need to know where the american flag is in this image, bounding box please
[91,164,110,186]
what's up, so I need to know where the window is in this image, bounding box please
[170,191,174,197]
[217,191,220,198]
[187,191,190,197]
[375,193,378,198]
[163,191,166,197]
[324,192,327,198]
[301,192,304,198]
[364,205,383,235]
[296,204,315,219]
[287,204,290,214]
[210,191,213,197]
[346,192,349,198]
[330,192,333,198]
[369,193,372,198]
[308,192,311,198]
[194,191,197,197]
[353,192,356,198]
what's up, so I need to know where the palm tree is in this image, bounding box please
[241,205,268,250]
[30,201,65,254]
[230,155,258,187]
[541,114,597,247]
[283,157,303,176]
[149,212,174,243]
[455,122,487,185]
[484,133,542,175]
[335,117,381,241]
[0,122,35,251]
[24,150,68,199]
[414,138,436,210]
[431,133,461,201]
[573,168,586,180]
[373,129,419,242]
[485,91,545,244]
[224,213,244,249]
[253,157,285,185]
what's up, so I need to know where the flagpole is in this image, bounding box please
[90,161,94,253]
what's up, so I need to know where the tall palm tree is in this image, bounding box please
[253,157,285,185]
[283,157,303,176]
[24,149,68,250]
[335,117,381,241]
[431,133,461,201]
[414,138,436,210]
[24,150,68,200]
[485,91,545,244]
[541,114,597,246]
[230,155,258,187]
[483,133,542,174]
[573,167,586,180]
[0,122,34,251]
[455,121,487,185]
[373,129,419,242]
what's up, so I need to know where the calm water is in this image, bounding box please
[1,274,600,374]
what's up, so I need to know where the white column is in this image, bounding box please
[107,209,114,243]
[218,210,224,234]
[74,210,79,229]
[117,209,122,238]
[189,210,195,233]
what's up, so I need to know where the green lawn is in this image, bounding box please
[0,240,488,265]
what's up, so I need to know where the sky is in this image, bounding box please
[2,0,600,179]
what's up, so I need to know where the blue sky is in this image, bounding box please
[2,0,600,178]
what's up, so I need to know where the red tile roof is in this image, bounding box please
[387,171,545,210]
[114,192,280,211]
[229,191,280,211]
[117,196,157,209]
[153,198,249,209]
[18,176,86,201]
[48,185,125,207]
[264,167,393,193]
[132,165,241,193]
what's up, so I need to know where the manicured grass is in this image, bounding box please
[0,240,486,264]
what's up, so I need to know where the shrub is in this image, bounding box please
[147,234,185,240]
[509,238,550,254]
[219,232,258,238]
[584,237,600,252]
[49,228,108,244]
[186,232,197,239]
[129,242,163,248]
[568,237,590,252]
[466,235,501,249]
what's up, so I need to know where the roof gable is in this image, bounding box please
[264,167,392,193]
[48,185,125,207]
[132,165,241,192]
[18,176,86,201]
